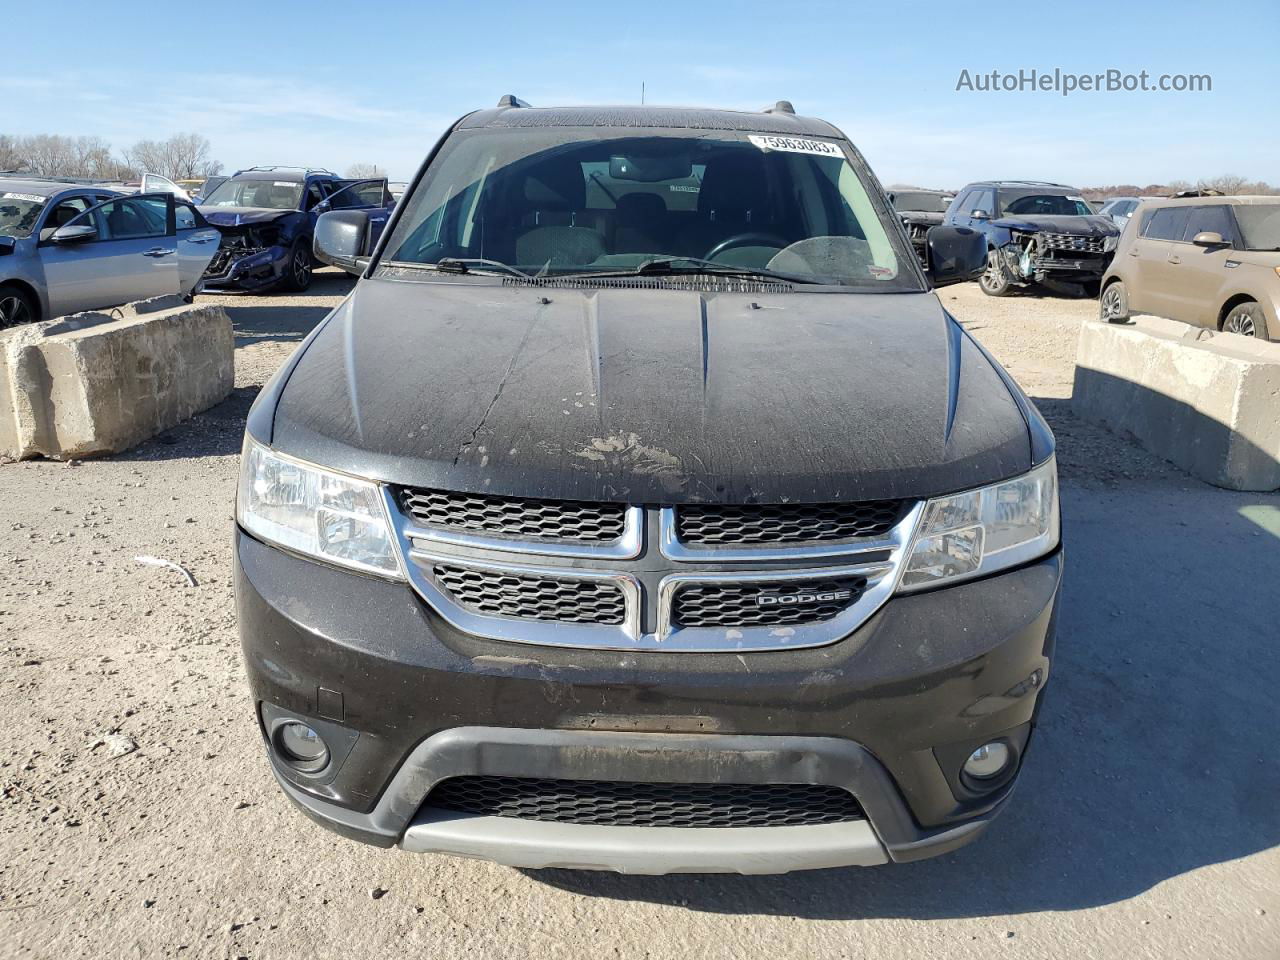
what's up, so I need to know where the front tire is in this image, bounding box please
[282,237,313,292]
[1222,301,1270,340]
[1100,281,1129,323]
[0,284,37,328]
[979,249,1013,297]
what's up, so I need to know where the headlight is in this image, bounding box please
[1103,234,1119,252]
[236,437,403,578]
[898,458,1059,592]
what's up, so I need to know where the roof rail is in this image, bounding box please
[497,94,532,108]
[235,165,337,176]
[763,100,796,115]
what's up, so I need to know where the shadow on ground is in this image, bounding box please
[205,271,354,346]
[531,480,1280,919]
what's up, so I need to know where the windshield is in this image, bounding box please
[1001,194,1094,217]
[892,191,952,213]
[1233,204,1280,251]
[202,178,302,210]
[381,128,915,289]
[0,191,47,238]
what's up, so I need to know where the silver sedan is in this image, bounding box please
[0,178,220,327]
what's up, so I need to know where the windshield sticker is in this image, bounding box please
[1068,196,1086,203]
[273,181,294,187]
[748,135,842,157]
[868,265,895,278]
[2,192,45,203]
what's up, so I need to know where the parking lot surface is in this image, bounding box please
[2,275,1277,959]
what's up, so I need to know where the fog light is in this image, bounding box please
[277,721,329,771]
[963,741,1011,780]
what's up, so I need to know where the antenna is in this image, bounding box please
[641,81,646,105]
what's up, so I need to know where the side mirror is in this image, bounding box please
[51,223,97,244]
[970,209,990,221]
[0,236,15,257]
[925,225,987,288]
[1192,231,1226,248]
[314,209,372,271]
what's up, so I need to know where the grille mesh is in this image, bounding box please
[401,488,626,543]
[432,564,626,624]
[1041,233,1106,253]
[677,501,905,547]
[425,776,863,828]
[674,577,867,628]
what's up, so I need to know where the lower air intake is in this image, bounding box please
[424,776,863,828]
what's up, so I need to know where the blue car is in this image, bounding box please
[197,167,393,293]
[944,180,1120,296]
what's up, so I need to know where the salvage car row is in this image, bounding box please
[0,167,393,325]
[891,183,1280,340]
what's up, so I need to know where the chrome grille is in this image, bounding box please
[432,564,626,624]
[1041,232,1106,253]
[673,577,867,628]
[400,488,626,543]
[425,776,863,828]
[676,501,905,547]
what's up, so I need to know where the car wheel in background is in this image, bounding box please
[1100,281,1129,323]
[283,238,313,292]
[1222,301,1269,340]
[979,249,1012,297]
[0,284,37,329]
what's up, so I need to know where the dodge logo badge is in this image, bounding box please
[756,588,853,607]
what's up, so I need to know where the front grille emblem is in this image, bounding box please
[756,588,854,607]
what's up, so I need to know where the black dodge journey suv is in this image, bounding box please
[235,98,1062,875]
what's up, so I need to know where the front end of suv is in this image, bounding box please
[234,103,1062,875]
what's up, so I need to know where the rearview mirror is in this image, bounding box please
[1192,231,1226,247]
[51,224,97,244]
[609,154,693,182]
[314,209,372,271]
[970,209,990,221]
[925,225,987,287]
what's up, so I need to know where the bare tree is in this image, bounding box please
[125,133,219,180]
[0,135,22,172]
[345,163,386,179]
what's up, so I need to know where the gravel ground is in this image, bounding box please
[2,273,1277,959]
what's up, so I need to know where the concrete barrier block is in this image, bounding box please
[1073,317,1280,491]
[0,301,233,460]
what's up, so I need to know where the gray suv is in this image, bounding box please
[0,178,219,326]
[235,100,1060,875]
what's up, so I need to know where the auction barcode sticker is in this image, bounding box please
[2,192,46,203]
[748,135,842,157]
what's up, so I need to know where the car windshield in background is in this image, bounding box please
[1002,194,1094,217]
[1233,204,1280,251]
[381,128,916,289]
[0,192,47,238]
[202,179,302,210]
[893,192,951,213]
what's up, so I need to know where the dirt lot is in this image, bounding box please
[2,275,1277,960]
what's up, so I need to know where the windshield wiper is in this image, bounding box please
[435,257,533,278]
[569,256,825,285]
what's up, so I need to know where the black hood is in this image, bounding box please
[197,206,296,227]
[993,214,1118,236]
[267,278,1033,504]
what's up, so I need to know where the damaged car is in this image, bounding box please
[889,189,953,260]
[945,180,1120,296]
[197,167,392,292]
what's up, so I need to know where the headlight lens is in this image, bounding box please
[236,437,403,578]
[1103,234,1119,252]
[898,458,1059,592]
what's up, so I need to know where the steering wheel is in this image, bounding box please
[703,231,790,262]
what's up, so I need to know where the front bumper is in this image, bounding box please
[201,244,290,291]
[236,529,1061,873]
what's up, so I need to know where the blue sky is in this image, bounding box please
[4,0,1276,187]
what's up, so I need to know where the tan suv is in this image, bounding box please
[1099,196,1280,340]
